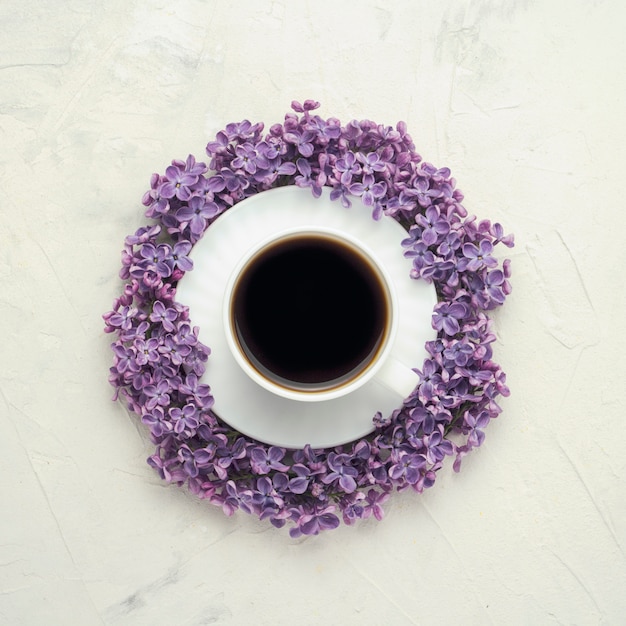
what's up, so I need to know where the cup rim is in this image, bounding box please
[223,226,399,402]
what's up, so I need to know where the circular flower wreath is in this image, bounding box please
[104,100,513,537]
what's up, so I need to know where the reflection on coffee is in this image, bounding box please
[230,233,391,391]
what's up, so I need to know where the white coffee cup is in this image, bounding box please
[223,226,418,402]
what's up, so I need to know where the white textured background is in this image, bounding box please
[2,1,625,624]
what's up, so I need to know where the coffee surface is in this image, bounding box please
[231,234,389,390]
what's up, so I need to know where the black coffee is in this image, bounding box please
[230,234,390,391]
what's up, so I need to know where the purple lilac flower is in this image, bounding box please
[111,343,139,374]
[141,406,172,437]
[322,453,359,493]
[357,152,386,175]
[289,505,340,538]
[460,239,498,272]
[284,129,316,157]
[175,197,219,235]
[294,158,322,197]
[160,158,201,201]
[231,143,269,174]
[142,174,169,216]
[139,243,172,277]
[465,410,491,447]
[158,335,192,366]
[143,379,170,410]
[416,206,450,246]
[147,453,185,483]
[251,477,285,520]
[363,489,390,521]
[133,337,160,365]
[432,302,468,336]
[388,451,427,485]
[250,446,290,474]
[170,404,199,436]
[182,346,209,376]
[167,241,193,272]
[149,301,178,332]
[335,152,361,184]
[107,305,137,330]
[178,373,213,408]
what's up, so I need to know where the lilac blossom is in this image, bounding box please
[416,206,450,246]
[250,446,290,474]
[349,174,386,208]
[176,197,219,235]
[321,453,359,493]
[141,407,172,438]
[160,156,204,201]
[149,300,178,332]
[432,302,468,336]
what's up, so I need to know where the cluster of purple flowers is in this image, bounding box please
[104,101,513,537]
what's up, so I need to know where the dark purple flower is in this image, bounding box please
[465,410,491,447]
[294,158,322,197]
[251,477,285,520]
[364,489,390,521]
[422,426,455,465]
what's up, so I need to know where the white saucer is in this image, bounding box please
[175,185,437,448]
